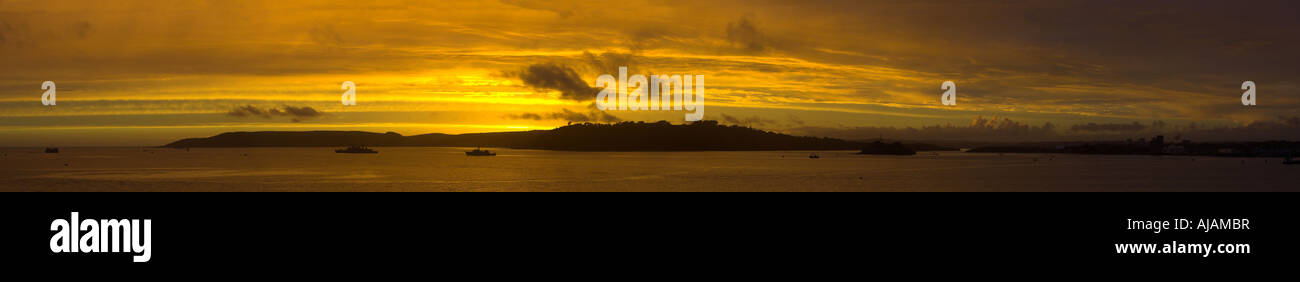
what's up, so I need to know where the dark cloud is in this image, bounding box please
[1069,122,1147,133]
[309,24,345,49]
[968,116,1031,131]
[623,26,672,51]
[786,114,805,126]
[0,20,24,47]
[550,108,620,123]
[1151,120,1167,129]
[509,63,600,101]
[270,105,323,119]
[227,105,323,122]
[510,113,544,120]
[506,103,621,123]
[73,21,92,39]
[726,15,768,52]
[718,113,776,127]
[582,51,637,76]
[227,105,272,118]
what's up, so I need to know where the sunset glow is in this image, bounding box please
[3,0,1299,145]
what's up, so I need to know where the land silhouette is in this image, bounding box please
[162,121,1299,159]
[856,141,917,155]
[164,120,955,152]
[967,135,1300,158]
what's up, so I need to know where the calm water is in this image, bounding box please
[0,147,1294,191]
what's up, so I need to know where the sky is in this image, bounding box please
[2,0,1299,146]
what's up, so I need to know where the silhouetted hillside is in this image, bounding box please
[163,130,547,148]
[535,120,871,150]
[163,120,966,151]
[164,131,410,147]
[857,141,917,155]
[165,121,861,151]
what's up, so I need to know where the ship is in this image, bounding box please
[465,147,497,156]
[808,153,820,159]
[1285,156,1300,165]
[335,145,378,154]
[44,148,59,154]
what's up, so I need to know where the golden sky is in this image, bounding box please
[2,0,1299,146]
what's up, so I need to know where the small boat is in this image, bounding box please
[808,153,820,159]
[465,147,496,156]
[335,145,378,154]
[44,148,59,154]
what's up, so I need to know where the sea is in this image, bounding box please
[0,147,1294,191]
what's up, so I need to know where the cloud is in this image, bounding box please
[551,108,621,123]
[718,113,776,127]
[227,105,272,118]
[270,105,323,119]
[506,103,621,123]
[582,51,637,76]
[785,114,805,126]
[726,15,768,52]
[969,116,1030,130]
[73,21,92,39]
[0,19,25,47]
[1069,122,1147,133]
[309,24,345,48]
[227,105,323,122]
[509,63,600,101]
[1151,120,1167,129]
[510,113,544,120]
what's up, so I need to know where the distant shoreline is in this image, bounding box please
[151,122,1297,158]
[159,121,958,152]
[965,136,1299,158]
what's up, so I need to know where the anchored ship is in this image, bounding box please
[335,145,378,154]
[465,147,496,156]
